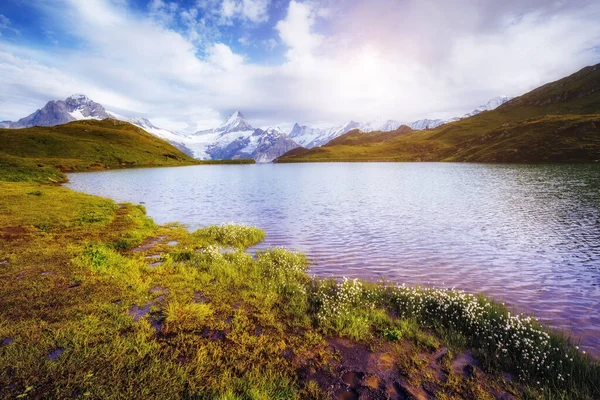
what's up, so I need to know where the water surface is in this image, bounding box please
[67,163,600,356]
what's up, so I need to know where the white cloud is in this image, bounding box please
[148,0,179,25]
[218,0,271,24]
[276,1,323,61]
[0,0,599,131]
[0,14,19,37]
[209,43,245,70]
[262,38,277,50]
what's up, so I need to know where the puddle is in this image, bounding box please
[128,304,151,322]
[132,236,166,253]
[194,291,210,303]
[201,329,227,341]
[48,348,64,360]
[167,241,179,247]
[150,286,168,294]
[149,261,163,268]
[41,271,57,276]
[150,314,165,334]
[1,338,14,346]
[145,254,162,260]
[0,259,8,265]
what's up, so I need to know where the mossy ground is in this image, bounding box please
[1,179,598,399]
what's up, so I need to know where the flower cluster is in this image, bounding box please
[382,284,582,386]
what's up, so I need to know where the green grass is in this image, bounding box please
[277,63,600,164]
[0,119,256,182]
[1,177,598,398]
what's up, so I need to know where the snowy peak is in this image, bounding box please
[463,95,512,118]
[127,117,157,130]
[64,94,112,121]
[217,110,253,133]
[66,93,90,103]
[1,94,112,128]
[264,126,285,136]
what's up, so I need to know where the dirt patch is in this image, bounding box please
[313,338,422,399]
[0,226,31,242]
[451,350,480,379]
[298,338,516,400]
[194,291,210,303]
[131,236,167,253]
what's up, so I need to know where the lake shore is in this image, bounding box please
[1,176,599,399]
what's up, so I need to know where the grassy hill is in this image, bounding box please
[277,64,600,163]
[0,119,200,182]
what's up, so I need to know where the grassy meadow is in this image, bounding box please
[0,173,599,399]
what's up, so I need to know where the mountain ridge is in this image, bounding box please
[276,63,600,163]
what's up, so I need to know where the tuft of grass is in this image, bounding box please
[193,224,266,248]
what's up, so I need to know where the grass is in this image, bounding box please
[1,177,598,398]
[277,63,600,164]
[0,119,255,183]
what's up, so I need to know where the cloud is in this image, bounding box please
[217,0,271,23]
[276,1,323,61]
[0,14,19,37]
[0,0,599,131]
[209,43,245,70]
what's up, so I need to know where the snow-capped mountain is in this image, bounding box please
[288,96,513,148]
[2,93,513,162]
[126,117,194,156]
[186,111,258,159]
[1,94,112,128]
[462,96,511,118]
[186,112,300,162]
[408,119,446,130]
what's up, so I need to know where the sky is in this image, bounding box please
[0,0,599,133]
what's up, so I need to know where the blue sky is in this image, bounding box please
[1,0,599,133]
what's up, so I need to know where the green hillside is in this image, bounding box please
[0,119,199,182]
[277,64,600,163]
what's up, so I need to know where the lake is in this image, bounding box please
[66,163,600,356]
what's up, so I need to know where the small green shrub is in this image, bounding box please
[193,224,265,248]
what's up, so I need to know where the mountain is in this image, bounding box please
[462,96,512,118]
[187,112,300,162]
[288,96,512,149]
[408,119,446,130]
[1,94,112,128]
[276,63,600,163]
[126,117,194,157]
[252,127,300,163]
[0,118,197,181]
